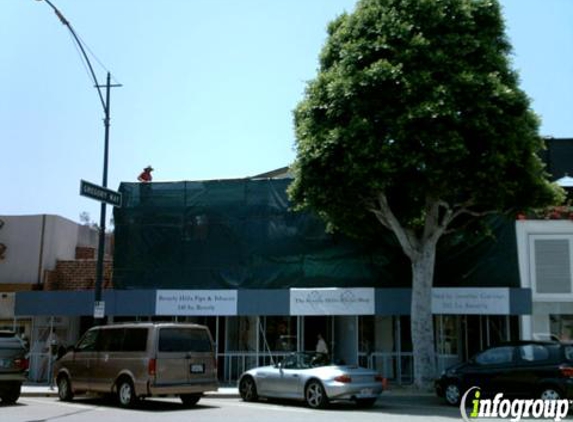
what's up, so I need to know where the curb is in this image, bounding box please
[21,387,240,399]
[21,389,432,399]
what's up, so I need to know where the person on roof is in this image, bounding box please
[138,165,154,182]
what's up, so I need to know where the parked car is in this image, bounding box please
[0,331,29,404]
[54,323,218,408]
[435,341,573,405]
[238,351,384,409]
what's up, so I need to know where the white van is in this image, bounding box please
[54,323,218,408]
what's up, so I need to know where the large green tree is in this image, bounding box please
[289,0,562,388]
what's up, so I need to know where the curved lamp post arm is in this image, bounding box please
[36,0,120,321]
[36,0,107,112]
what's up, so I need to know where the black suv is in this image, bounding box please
[0,331,28,404]
[435,341,573,405]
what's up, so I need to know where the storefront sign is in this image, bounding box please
[156,290,238,316]
[432,288,510,315]
[290,288,375,315]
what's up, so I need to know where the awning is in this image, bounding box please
[15,288,532,317]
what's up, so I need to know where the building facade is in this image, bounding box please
[11,137,573,384]
[0,214,110,382]
[15,178,531,384]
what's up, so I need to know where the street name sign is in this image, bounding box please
[80,180,122,207]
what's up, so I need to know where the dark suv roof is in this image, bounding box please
[493,340,560,347]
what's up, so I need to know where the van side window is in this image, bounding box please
[98,329,123,352]
[159,328,212,352]
[76,330,99,352]
[123,328,148,352]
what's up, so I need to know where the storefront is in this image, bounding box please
[516,220,573,342]
[15,286,530,384]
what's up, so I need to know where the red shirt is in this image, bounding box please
[138,170,152,182]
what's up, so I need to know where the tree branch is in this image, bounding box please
[368,193,419,259]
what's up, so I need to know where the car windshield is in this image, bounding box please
[281,352,330,369]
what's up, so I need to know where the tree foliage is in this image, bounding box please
[289,0,561,237]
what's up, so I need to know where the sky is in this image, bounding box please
[1,0,572,224]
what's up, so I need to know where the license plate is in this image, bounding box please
[359,388,373,396]
[190,364,204,374]
[0,359,11,369]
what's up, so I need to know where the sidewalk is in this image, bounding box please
[21,383,432,398]
[21,384,240,398]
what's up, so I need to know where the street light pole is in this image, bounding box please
[36,0,121,324]
[94,72,112,317]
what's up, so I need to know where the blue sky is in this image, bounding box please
[2,0,572,223]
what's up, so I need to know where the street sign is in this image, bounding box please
[80,180,122,207]
[94,301,105,319]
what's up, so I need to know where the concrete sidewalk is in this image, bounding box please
[21,383,432,398]
[21,384,240,398]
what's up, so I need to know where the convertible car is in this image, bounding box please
[238,352,384,409]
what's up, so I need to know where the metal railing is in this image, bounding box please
[218,351,460,385]
[218,352,291,385]
[359,352,460,385]
[27,352,55,384]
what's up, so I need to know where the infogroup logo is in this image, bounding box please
[460,387,569,422]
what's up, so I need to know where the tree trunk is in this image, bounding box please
[410,241,437,390]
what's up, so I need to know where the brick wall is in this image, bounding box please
[75,247,95,260]
[44,260,113,291]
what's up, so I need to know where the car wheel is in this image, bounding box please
[540,387,562,401]
[57,375,74,402]
[305,380,328,409]
[239,376,258,402]
[356,398,377,408]
[180,393,201,406]
[116,378,137,408]
[444,383,462,406]
[1,384,21,404]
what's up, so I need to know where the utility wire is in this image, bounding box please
[73,30,121,86]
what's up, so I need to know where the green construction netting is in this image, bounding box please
[112,179,520,290]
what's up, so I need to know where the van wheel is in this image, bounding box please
[180,394,201,406]
[1,384,21,404]
[57,375,74,402]
[239,376,258,402]
[116,378,137,408]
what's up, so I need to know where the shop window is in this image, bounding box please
[263,317,297,352]
[531,237,573,294]
[435,316,458,355]
[358,316,375,354]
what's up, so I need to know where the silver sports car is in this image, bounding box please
[238,352,384,409]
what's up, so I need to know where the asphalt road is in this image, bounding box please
[2,395,466,422]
